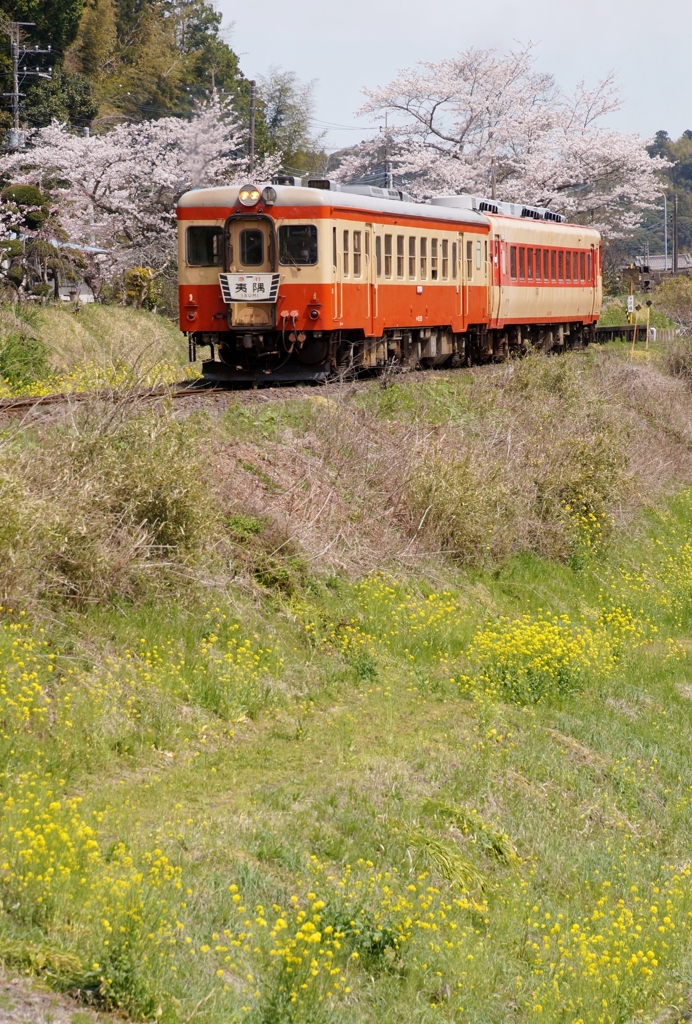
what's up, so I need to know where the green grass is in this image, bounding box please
[2,334,692,1021]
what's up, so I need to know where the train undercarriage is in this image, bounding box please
[189,322,595,385]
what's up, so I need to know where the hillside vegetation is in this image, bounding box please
[3,331,692,1023]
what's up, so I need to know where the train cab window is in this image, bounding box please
[431,238,438,280]
[343,230,349,276]
[452,241,458,279]
[476,240,482,271]
[544,250,549,281]
[519,247,525,281]
[580,251,585,281]
[397,235,405,278]
[510,245,517,280]
[420,237,428,279]
[408,236,416,278]
[186,225,223,266]
[239,228,264,266]
[587,251,592,281]
[466,240,473,280]
[527,248,533,281]
[442,239,449,280]
[353,231,362,277]
[566,251,571,282]
[384,234,392,278]
[279,224,318,265]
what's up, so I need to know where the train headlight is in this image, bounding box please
[238,184,260,206]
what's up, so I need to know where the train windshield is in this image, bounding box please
[186,226,223,266]
[279,225,318,266]
[240,228,264,266]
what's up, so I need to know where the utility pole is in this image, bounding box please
[383,112,393,190]
[673,193,679,275]
[491,157,497,200]
[2,21,52,149]
[248,79,256,174]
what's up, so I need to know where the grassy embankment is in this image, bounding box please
[3,313,692,1023]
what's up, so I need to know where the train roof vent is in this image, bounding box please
[306,178,341,191]
[542,210,565,222]
[479,200,499,214]
[272,174,302,186]
[521,206,542,219]
[340,184,414,202]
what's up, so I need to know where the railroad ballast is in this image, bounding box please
[177,178,602,383]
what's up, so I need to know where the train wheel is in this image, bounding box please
[295,338,330,366]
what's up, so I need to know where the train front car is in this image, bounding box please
[177,180,492,383]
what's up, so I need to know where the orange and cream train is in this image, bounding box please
[176,178,602,383]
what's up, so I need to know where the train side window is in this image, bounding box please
[408,236,416,278]
[365,232,370,260]
[343,230,349,276]
[510,245,517,280]
[420,237,428,279]
[534,248,540,281]
[476,240,482,271]
[353,230,362,277]
[544,249,549,281]
[566,251,571,282]
[279,224,318,265]
[384,234,392,278]
[452,241,457,279]
[376,235,382,277]
[397,235,405,278]
[431,238,438,280]
[519,247,525,281]
[484,240,488,270]
[527,247,533,281]
[186,225,223,266]
[580,251,585,281]
[558,250,563,281]
[333,227,337,269]
[467,240,473,279]
[442,239,449,280]
[587,251,592,281]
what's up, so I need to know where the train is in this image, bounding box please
[176,177,602,383]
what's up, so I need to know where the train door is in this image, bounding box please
[225,215,276,329]
[490,235,502,323]
[332,225,342,322]
[365,224,375,336]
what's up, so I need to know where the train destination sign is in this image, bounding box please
[219,273,281,303]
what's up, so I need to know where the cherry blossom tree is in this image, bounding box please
[0,95,277,272]
[335,45,667,237]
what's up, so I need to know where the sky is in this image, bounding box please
[217,0,691,154]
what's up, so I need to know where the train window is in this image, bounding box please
[544,249,549,281]
[527,248,533,281]
[279,224,318,265]
[510,245,517,280]
[186,225,223,266]
[353,231,362,277]
[431,238,438,280]
[333,227,337,269]
[567,251,572,282]
[365,231,370,261]
[519,247,525,281]
[420,237,428,279]
[397,235,405,278]
[343,230,349,276]
[384,234,392,278]
[484,240,488,269]
[476,240,482,271]
[442,239,449,280]
[239,228,264,266]
[452,241,457,279]
[376,235,382,277]
[534,249,541,281]
[466,240,473,280]
[587,251,592,281]
[558,250,563,281]
[580,251,585,281]
[409,236,416,278]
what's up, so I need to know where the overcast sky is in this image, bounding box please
[217,0,691,153]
